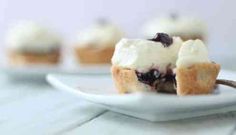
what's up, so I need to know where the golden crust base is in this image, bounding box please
[111,66,148,93]
[176,63,220,96]
[112,63,220,96]
[75,46,115,64]
[8,51,60,65]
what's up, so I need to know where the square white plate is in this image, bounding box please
[47,70,236,121]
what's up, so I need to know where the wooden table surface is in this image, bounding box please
[1,74,236,135]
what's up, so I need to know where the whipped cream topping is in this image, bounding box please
[6,21,61,53]
[112,37,183,72]
[142,16,207,38]
[76,22,123,48]
[176,39,210,68]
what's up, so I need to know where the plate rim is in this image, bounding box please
[46,70,236,107]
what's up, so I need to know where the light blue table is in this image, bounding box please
[0,74,236,135]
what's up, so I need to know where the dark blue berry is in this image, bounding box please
[136,69,160,85]
[149,33,173,47]
[135,68,176,93]
[170,13,178,20]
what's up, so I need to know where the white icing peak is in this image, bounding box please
[176,39,210,67]
[111,37,183,72]
[6,21,61,52]
[142,16,207,38]
[76,22,123,47]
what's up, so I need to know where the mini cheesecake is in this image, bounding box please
[111,33,183,93]
[111,33,220,95]
[6,21,62,65]
[175,40,220,95]
[75,20,123,64]
[142,15,207,41]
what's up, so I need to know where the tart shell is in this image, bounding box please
[176,63,220,96]
[8,50,60,65]
[75,46,114,64]
[111,66,149,93]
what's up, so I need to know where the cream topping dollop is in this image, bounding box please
[6,21,61,53]
[76,22,123,47]
[142,16,207,38]
[176,39,210,68]
[112,37,183,72]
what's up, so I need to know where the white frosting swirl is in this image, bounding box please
[142,16,207,38]
[6,21,61,53]
[112,37,183,72]
[76,22,123,47]
[176,39,210,68]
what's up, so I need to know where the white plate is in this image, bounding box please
[0,64,110,80]
[0,49,111,79]
[47,70,236,121]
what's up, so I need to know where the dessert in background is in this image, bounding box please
[6,21,62,66]
[142,15,207,41]
[111,33,183,93]
[176,39,220,95]
[111,33,220,96]
[74,20,124,64]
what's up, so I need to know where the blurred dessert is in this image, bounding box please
[142,15,207,41]
[74,20,123,64]
[111,33,183,93]
[6,21,62,65]
[176,39,220,95]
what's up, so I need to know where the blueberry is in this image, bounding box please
[170,13,178,20]
[97,18,108,25]
[135,69,160,85]
[135,68,176,93]
[149,33,173,47]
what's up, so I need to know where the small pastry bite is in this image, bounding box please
[142,15,207,41]
[175,40,220,96]
[6,21,61,65]
[111,33,183,93]
[75,20,123,64]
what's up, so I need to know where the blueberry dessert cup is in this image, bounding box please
[75,20,123,64]
[142,15,207,41]
[111,33,220,95]
[111,33,183,94]
[6,21,62,65]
